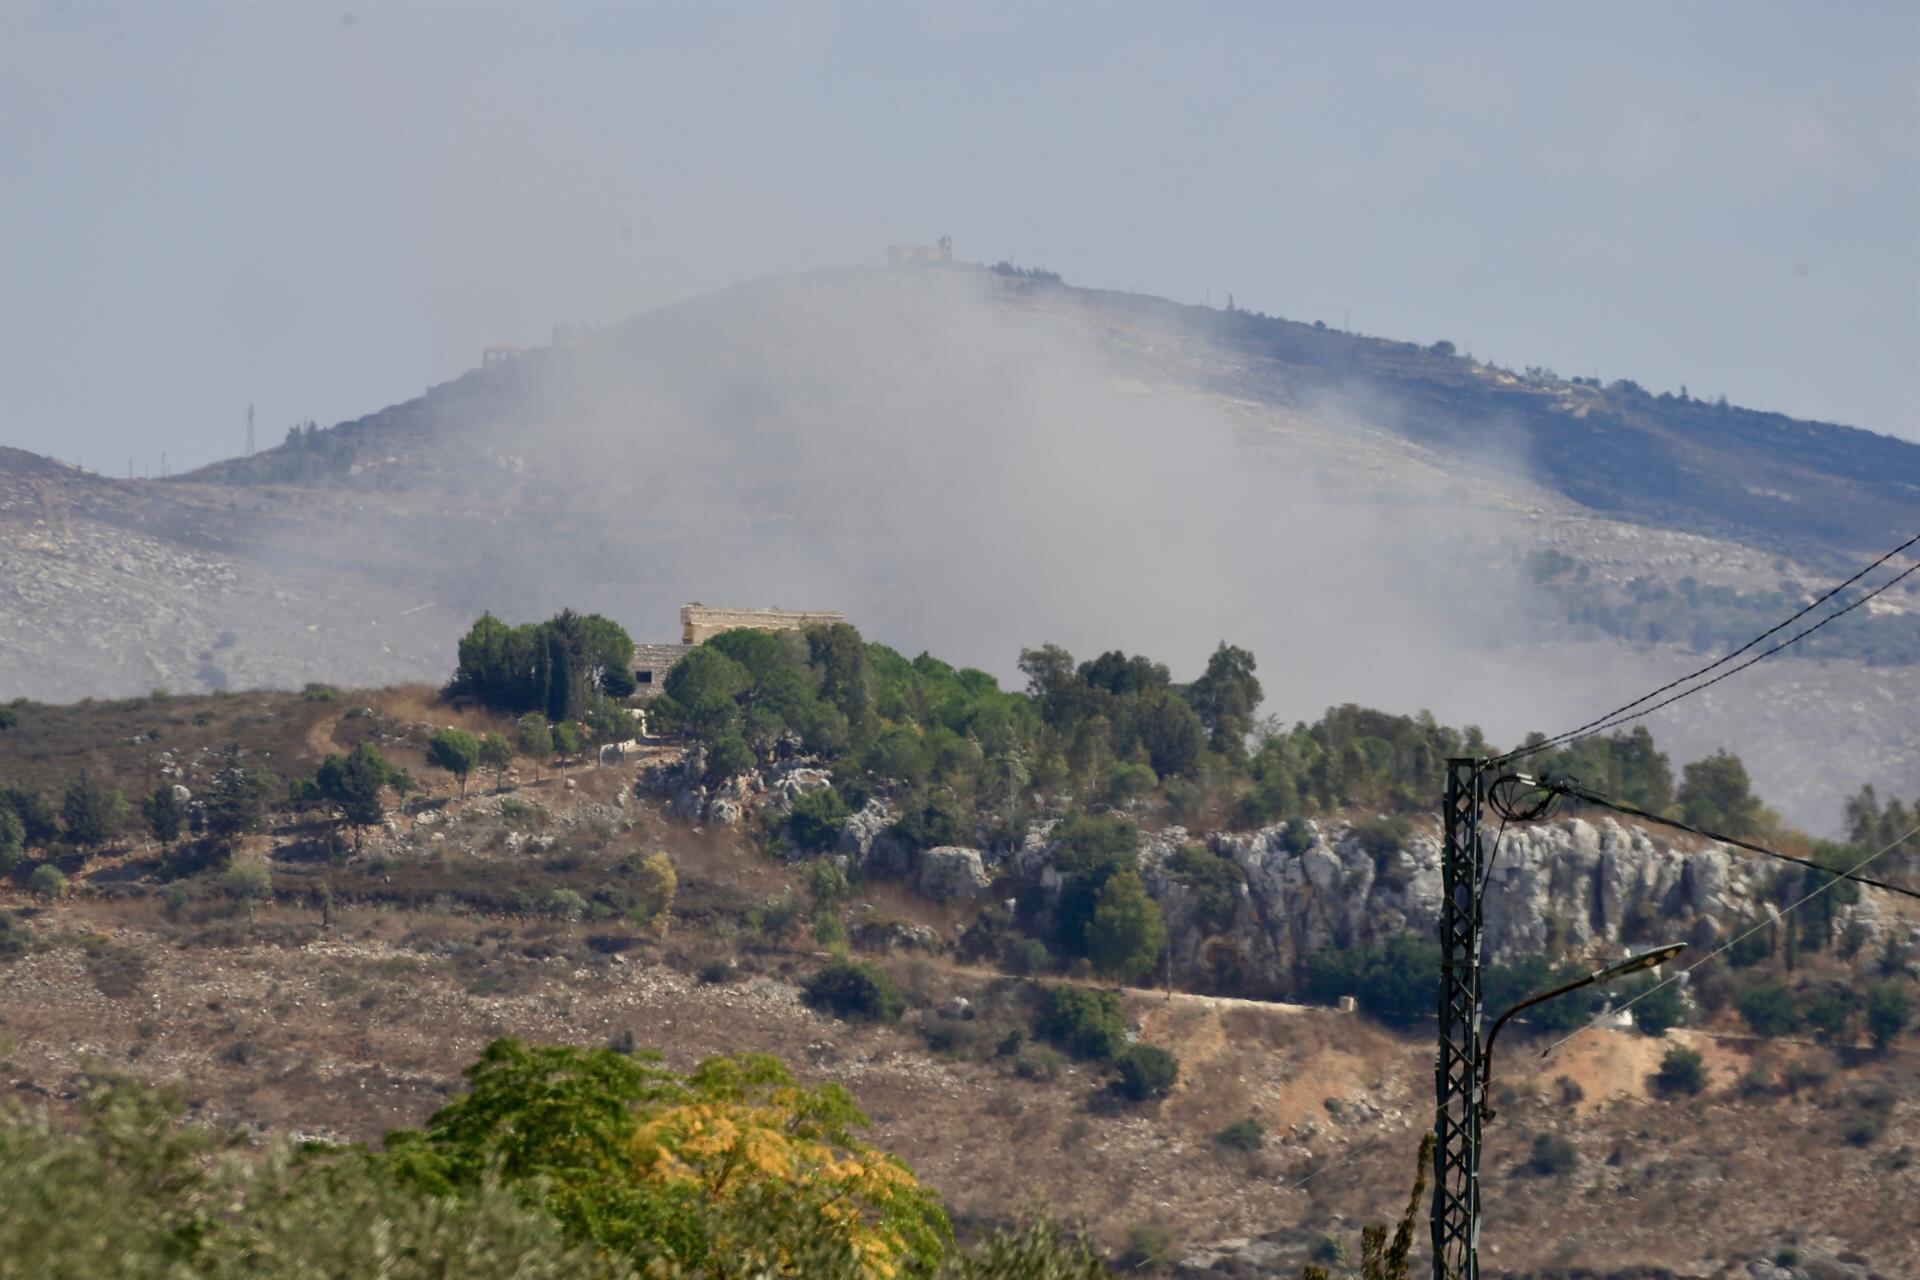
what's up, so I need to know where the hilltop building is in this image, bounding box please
[626,603,848,699]
[887,236,952,269]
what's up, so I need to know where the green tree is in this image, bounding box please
[1865,984,1911,1050]
[550,720,583,760]
[1049,811,1139,960]
[1653,1045,1707,1095]
[318,743,391,849]
[1084,870,1164,982]
[1677,750,1763,837]
[1619,975,1684,1037]
[29,864,67,899]
[1036,985,1128,1060]
[428,729,480,798]
[222,860,272,918]
[0,786,60,847]
[1735,982,1800,1038]
[1803,989,1857,1045]
[789,789,850,853]
[704,733,755,786]
[478,732,514,790]
[0,804,24,873]
[142,787,184,846]
[204,749,275,841]
[516,714,552,781]
[61,770,129,850]
[1112,1043,1179,1101]
[802,960,905,1022]
[1185,641,1262,761]
[1305,933,1441,1027]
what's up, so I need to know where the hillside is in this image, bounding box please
[2,265,1917,832]
[0,680,1915,1279]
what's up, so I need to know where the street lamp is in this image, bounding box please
[1478,942,1686,1123]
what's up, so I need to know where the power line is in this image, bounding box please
[1539,822,1920,1060]
[1549,781,1920,902]
[1499,531,1920,765]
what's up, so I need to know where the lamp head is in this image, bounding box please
[1593,942,1686,984]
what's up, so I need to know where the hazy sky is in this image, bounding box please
[3,1,1916,472]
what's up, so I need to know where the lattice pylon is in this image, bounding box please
[1431,759,1485,1280]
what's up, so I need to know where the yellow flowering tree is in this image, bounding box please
[383,1038,950,1279]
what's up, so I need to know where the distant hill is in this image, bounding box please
[189,265,1920,566]
[4,264,1916,830]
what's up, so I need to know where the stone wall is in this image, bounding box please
[679,604,846,645]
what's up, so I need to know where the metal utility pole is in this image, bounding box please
[1432,758,1486,1280]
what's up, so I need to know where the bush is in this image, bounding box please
[1524,1132,1577,1176]
[1622,976,1684,1037]
[1213,1117,1263,1152]
[1117,1224,1174,1271]
[1000,937,1052,977]
[1866,984,1911,1050]
[1305,932,1440,1027]
[1113,1044,1179,1101]
[542,889,586,922]
[1803,990,1857,1045]
[802,959,905,1022]
[0,912,32,962]
[788,790,850,853]
[28,864,67,900]
[1653,1045,1707,1096]
[221,860,272,907]
[1736,982,1801,1038]
[1012,1047,1063,1082]
[1036,985,1128,1061]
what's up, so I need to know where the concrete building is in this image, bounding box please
[886,236,952,269]
[629,643,693,698]
[680,604,846,646]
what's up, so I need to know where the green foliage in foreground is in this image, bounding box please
[1,1043,1112,1280]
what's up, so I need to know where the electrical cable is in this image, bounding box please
[1538,822,1920,1060]
[1554,782,1920,902]
[1496,531,1920,766]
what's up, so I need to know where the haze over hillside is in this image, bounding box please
[3,262,1916,830]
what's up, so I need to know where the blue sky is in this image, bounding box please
[3,0,1915,471]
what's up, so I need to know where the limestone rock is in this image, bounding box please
[918,846,991,901]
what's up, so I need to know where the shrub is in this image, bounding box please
[28,864,67,900]
[1113,1044,1179,1101]
[221,860,272,908]
[788,790,850,853]
[748,891,803,941]
[1012,1047,1063,1082]
[1803,990,1857,1045]
[1305,932,1440,1027]
[1213,1117,1263,1152]
[1866,984,1911,1050]
[1524,1132,1577,1176]
[0,912,32,962]
[802,959,905,1022]
[1653,1045,1707,1096]
[1621,976,1684,1037]
[1167,843,1244,934]
[1000,937,1052,977]
[1084,870,1163,982]
[1736,982,1801,1038]
[1117,1224,1175,1271]
[542,889,586,922]
[1036,985,1128,1061]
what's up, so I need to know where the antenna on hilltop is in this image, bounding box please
[245,404,256,457]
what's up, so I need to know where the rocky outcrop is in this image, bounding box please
[1012,815,1893,993]
[917,846,991,901]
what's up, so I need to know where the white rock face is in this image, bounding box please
[1019,814,1856,991]
[918,846,991,901]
